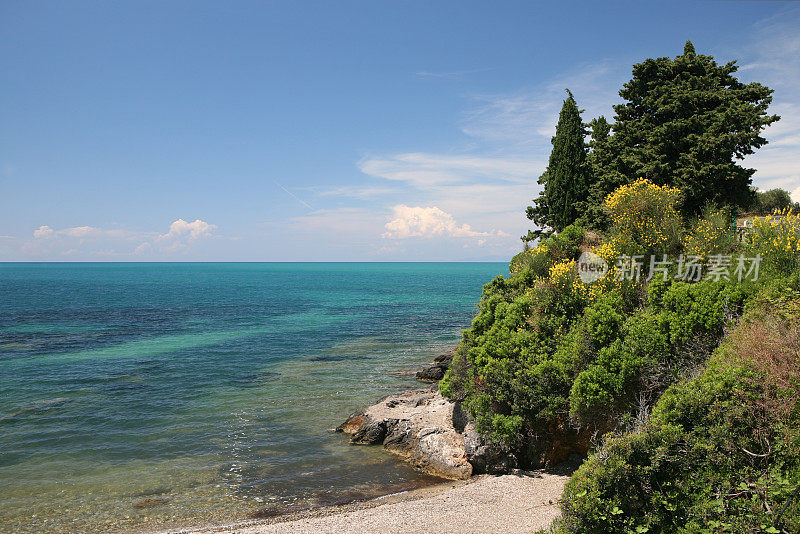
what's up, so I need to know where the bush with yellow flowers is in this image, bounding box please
[548,259,579,293]
[746,208,800,273]
[604,178,682,255]
[683,207,740,260]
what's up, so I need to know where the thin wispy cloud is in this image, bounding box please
[317,185,399,199]
[732,8,800,197]
[460,61,624,151]
[33,225,135,240]
[358,153,541,188]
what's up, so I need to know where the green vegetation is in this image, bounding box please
[446,181,800,530]
[753,188,800,215]
[555,286,800,533]
[525,41,780,234]
[526,90,590,238]
[445,41,797,532]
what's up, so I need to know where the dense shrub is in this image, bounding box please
[746,208,800,274]
[554,290,800,534]
[445,191,756,462]
[684,207,740,259]
[444,226,597,445]
[511,225,586,277]
[568,280,749,428]
[604,178,683,255]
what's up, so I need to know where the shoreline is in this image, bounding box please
[173,350,575,534]
[168,476,466,534]
[176,466,573,534]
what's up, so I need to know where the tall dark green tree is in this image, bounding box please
[578,116,613,228]
[525,90,589,238]
[584,41,779,227]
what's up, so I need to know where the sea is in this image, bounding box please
[0,262,505,533]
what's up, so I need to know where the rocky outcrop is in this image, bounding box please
[337,389,516,479]
[462,423,518,474]
[415,365,446,382]
[415,349,454,382]
[452,402,518,474]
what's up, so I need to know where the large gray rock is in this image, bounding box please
[337,390,472,479]
[337,389,517,479]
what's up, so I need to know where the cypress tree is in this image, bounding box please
[525,90,589,236]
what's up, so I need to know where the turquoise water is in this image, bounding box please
[0,262,504,533]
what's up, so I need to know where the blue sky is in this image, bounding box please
[1,1,799,261]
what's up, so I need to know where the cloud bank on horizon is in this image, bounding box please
[1,3,798,261]
[19,219,216,259]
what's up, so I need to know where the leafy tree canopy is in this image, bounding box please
[754,188,800,214]
[584,40,779,227]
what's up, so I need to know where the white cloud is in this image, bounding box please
[60,226,98,238]
[33,225,55,239]
[19,218,216,259]
[792,186,800,204]
[382,205,489,239]
[157,218,216,241]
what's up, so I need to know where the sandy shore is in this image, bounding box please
[181,468,569,534]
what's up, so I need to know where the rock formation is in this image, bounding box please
[414,350,454,382]
[337,389,516,480]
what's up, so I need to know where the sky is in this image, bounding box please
[1,1,799,261]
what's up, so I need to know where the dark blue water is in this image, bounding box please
[0,262,504,532]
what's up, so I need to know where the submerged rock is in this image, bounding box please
[0,397,71,422]
[337,389,515,479]
[133,498,168,509]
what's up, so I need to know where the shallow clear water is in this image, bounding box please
[0,262,504,533]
